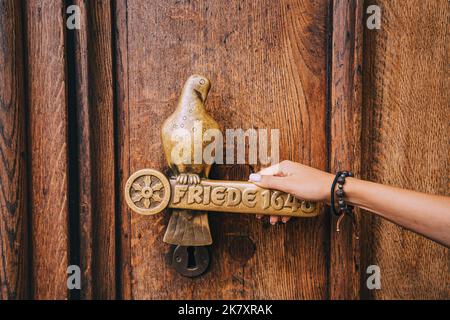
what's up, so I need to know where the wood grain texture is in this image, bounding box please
[361,0,449,299]
[114,0,132,300]
[329,0,364,300]
[0,0,28,300]
[25,0,69,299]
[117,0,329,299]
[70,0,117,300]
[71,0,94,299]
[85,0,117,299]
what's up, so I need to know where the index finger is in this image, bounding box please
[258,160,297,176]
[258,163,283,176]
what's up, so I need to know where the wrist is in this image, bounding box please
[326,174,361,206]
[322,173,335,203]
[341,177,363,207]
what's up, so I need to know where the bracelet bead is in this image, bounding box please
[331,171,354,217]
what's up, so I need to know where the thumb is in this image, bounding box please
[249,173,287,192]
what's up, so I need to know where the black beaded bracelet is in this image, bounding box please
[330,171,354,217]
[330,171,359,238]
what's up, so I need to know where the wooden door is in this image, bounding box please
[116,0,331,299]
[1,0,448,300]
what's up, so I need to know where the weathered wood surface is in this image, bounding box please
[84,0,117,300]
[0,0,28,300]
[1,0,447,301]
[71,0,94,300]
[25,0,69,299]
[114,0,132,300]
[329,0,364,300]
[361,0,449,299]
[70,0,117,299]
[118,0,329,299]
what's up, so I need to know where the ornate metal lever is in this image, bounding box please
[124,74,320,277]
[125,168,319,217]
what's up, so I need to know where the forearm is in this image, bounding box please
[251,161,450,246]
[344,178,450,247]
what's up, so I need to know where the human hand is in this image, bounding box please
[249,161,334,224]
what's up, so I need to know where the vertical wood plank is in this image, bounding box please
[73,0,117,299]
[70,0,117,299]
[71,0,93,299]
[88,0,116,299]
[0,0,28,300]
[119,0,329,299]
[362,0,449,299]
[245,0,329,299]
[114,0,133,300]
[329,0,364,299]
[26,0,69,299]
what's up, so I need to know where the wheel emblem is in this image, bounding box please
[125,169,171,215]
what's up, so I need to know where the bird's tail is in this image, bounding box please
[163,210,212,246]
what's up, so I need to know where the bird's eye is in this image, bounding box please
[199,79,206,85]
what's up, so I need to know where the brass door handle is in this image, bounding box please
[125,168,319,217]
[125,74,321,277]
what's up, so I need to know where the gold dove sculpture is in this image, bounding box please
[161,75,220,246]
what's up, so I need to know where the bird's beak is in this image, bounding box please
[200,89,209,102]
[195,86,210,102]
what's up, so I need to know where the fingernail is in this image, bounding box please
[249,173,261,182]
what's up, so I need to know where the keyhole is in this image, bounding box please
[172,245,210,277]
[187,246,197,269]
